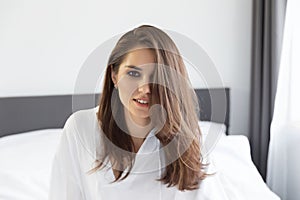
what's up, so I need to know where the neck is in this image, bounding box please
[124,109,153,152]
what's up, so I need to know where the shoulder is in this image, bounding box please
[64,106,99,131]
[62,106,101,155]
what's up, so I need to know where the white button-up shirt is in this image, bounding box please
[47,107,243,200]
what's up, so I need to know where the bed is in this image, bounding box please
[0,88,280,199]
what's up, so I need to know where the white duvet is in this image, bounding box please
[0,117,279,199]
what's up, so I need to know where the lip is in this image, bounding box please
[134,97,149,101]
[133,98,149,108]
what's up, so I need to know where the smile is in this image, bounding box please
[133,98,149,107]
[136,99,148,104]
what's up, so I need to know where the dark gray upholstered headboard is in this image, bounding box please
[0,88,230,137]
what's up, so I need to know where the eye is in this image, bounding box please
[127,71,141,77]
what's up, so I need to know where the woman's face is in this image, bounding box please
[111,48,156,126]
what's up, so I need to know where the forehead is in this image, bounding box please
[122,48,156,67]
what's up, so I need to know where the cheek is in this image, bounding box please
[117,77,139,107]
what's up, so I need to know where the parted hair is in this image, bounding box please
[88,25,207,191]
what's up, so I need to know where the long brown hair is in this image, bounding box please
[89,25,207,191]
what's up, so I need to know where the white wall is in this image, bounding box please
[0,0,252,135]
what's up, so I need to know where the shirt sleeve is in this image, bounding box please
[48,115,84,200]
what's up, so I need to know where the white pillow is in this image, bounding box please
[198,121,227,136]
[198,121,227,156]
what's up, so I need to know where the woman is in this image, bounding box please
[48,25,227,200]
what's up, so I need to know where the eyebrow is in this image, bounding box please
[125,65,142,71]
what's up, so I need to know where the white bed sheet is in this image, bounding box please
[0,125,279,200]
[0,129,61,200]
[210,135,279,199]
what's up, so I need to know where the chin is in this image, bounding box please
[131,112,150,122]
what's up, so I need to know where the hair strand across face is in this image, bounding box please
[87,25,208,191]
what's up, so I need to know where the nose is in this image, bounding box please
[138,78,151,94]
[138,83,150,94]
